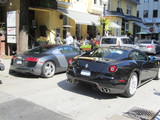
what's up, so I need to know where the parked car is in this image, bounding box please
[10,45,81,78]
[66,46,160,97]
[100,36,135,48]
[136,40,160,54]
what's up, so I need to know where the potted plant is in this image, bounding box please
[36,36,49,46]
[80,45,92,51]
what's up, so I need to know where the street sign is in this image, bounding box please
[149,27,154,32]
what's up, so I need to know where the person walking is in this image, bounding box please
[134,35,138,44]
[65,32,73,45]
[55,33,62,44]
[73,36,80,49]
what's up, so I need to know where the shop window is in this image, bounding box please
[153,10,158,18]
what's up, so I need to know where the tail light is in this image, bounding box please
[68,58,73,65]
[26,57,39,62]
[147,45,153,48]
[11,56,15,59]
[109,65,117,72]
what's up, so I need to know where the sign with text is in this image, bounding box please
[7,28,16,35]
[7,36,16,43]
[7,11,16,27]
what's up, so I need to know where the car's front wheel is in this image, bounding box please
[123,72,138,97]
[41,61,55,78]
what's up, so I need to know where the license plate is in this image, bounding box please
[80,70,91,76]
[16,60,22,64]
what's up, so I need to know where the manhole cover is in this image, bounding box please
[123,107,156,120]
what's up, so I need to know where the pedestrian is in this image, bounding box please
[73,36,80,49]
[55,33,62,44]
[96,33,101,42]
[134,35,138,44]
[65,32,73,45]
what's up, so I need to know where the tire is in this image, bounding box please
[123,72,138,98]
[154,67,160,80]
[41,61,56,78]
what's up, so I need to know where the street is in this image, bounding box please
[0,59,160,120]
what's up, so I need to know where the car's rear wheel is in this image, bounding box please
[123,72,138,97]
[41,61,55,78]
[154,67,160,80]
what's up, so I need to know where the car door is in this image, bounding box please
[121,38,134,48]
[129,50,157,82]
[154,41,160,53]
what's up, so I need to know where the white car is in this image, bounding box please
[100,36,135,48]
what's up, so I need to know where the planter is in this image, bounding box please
[81,48,91,51]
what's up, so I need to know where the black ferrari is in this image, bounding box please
[10,45,81,78]
[66,46,160,97]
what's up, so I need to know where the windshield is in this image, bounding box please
[91,48,127,59]
[137,41,152,44]
[26,45,57,54]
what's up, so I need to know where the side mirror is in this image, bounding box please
[149,56,155,61]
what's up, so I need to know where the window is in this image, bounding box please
[122,39,133,44]
[154,0,158,1]
[125,22,129,32]
[101,38,117,44]
[143,10,148,18]
[153,10,158,18]
[118,0,121,8]
[127,5,132,15]
[100,0,102,6]
[94,0,102,6]
[144,0,149,2]
[129,51,148,61]
[137,11,139,17]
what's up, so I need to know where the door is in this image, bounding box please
[129,50,157,82]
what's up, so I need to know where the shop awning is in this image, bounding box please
[58,8,100,26]
[109,22,121,29]
[134,22,149,29]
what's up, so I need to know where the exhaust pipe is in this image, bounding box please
[100,87,110,93]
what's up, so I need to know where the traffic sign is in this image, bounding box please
[149,27,154,32]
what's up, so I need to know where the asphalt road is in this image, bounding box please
[0,59,160,120]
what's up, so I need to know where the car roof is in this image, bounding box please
[101,36,130,39]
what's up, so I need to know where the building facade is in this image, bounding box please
[0,0,141,56]
[137,0,160,40]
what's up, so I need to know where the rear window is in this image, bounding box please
[91,48,127,59]
[101,38,117,44]
[137,41,152,44]
[26,45,57,54]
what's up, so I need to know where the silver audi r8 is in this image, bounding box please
[10,44,81,78]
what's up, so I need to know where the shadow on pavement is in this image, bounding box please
[58,79,119,100]
[8,70,40,78]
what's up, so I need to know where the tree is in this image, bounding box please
[18,0,29,53]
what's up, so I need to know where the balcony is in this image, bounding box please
[125,0,140,4]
